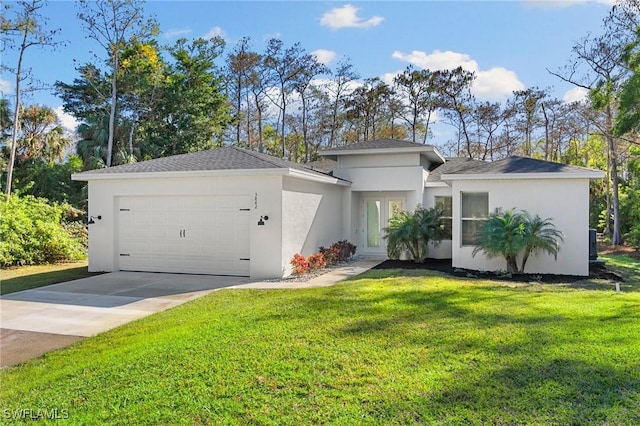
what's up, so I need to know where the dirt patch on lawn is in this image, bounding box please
[372,258,624,284]
[0,329,84,368]
[598,242,640,260]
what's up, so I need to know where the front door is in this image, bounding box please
[361,196,405,255]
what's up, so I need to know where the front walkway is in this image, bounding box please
[233,259,381,289]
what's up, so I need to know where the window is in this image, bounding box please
[435,196,452,240]
[366,200,381,247]
[461,192,488,246]
[389,199,403,218]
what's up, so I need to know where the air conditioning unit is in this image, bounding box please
[589,229,597,261]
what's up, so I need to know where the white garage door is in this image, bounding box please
[118,195,251,276]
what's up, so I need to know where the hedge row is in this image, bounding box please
[0,195,86,267]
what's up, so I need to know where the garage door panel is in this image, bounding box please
[118,195,250,276]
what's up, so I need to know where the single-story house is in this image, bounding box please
[72,139,604,279]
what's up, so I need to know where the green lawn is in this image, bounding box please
[1,267,639,425]
[0,262,101,295]
[601,253,640,284]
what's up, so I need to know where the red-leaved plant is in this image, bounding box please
[290,253,309,275]
[308,253,327,270]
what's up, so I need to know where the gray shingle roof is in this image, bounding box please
[305,158,337,173]
[440,156,600,176]
[321,138,437,152]
[75,146,326,176]
[427,157,486,182]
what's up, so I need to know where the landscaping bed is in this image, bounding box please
[372,258,624,284]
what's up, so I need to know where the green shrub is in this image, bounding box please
[384,205,445,263]
[626,226,640,249]
[473,208,564,274]
[0,195,86,267]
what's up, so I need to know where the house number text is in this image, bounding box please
[254,192,258,209]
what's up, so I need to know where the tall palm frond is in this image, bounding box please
[473,208,527,273]
[521,213,564,273]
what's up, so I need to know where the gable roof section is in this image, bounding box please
[306,158,337,173]
[440,156,605,181]
[72,146,349,185]
[321,138,434,152]
[320,139,445,165]
[427,157,486,182]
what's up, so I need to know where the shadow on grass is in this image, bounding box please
[0,267,102,295]
[419,357,640,424]
[294,283,640,423]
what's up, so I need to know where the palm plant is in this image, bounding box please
[473,208,564,274]
[473,209,527,273]
[384,206,445,263]
[521,213,565,272]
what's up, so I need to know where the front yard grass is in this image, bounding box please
[1,267,639,425]
[0,262,100,295]
[600,253,640,284]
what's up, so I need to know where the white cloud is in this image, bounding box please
[163,28,192,39]
[0,79,12,94]
[54,106,79,134]
[562,86,588,103]
[475,68,525,98]
[203,26,225,40]
[392,50,477,72]
[312,49,337,65]
[392,49,525,100]
[320,4,383,29]
[380,70,401,86]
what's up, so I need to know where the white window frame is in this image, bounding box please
[461,192,488,246]
[435,196,452,241]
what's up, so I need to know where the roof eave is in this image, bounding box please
[440,171,606,181]
[286,168,351,186]
[320,146,445,164]
[425,181,450,187]
[72,167,351,186]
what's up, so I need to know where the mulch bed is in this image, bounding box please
[372,258,624,284]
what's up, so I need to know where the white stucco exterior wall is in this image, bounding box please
[423,185,454,259]
[281,177,348,276]
[450,178,591,276]
[84,174,284,280]
[338,153,419,168]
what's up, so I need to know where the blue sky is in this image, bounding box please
[1,0,614,132]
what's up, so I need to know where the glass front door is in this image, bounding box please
[362,196,405,254]
[366,200,381,248]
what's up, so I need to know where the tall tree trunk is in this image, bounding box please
[606,105,623,245]
[423,109,432,144]
[542,103,550,161]
[5,26,27,201]
[107,53,118,168]
[280,88,286,159]
[254,92,264,153]
[128,121,135,156]
[605,147,611,237]
[245,89,251,150]
[301,92,309,163]
[329,98,339,148]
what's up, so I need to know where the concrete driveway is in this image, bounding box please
[0,272,250,368]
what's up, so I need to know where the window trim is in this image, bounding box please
[460,192,489,247]
[435,196,452,241]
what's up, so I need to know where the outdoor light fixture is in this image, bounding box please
[258,215,269,226]
[87,215,102,225]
